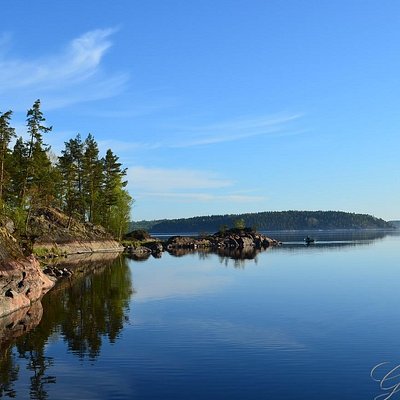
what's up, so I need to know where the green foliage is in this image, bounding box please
[134,211,393,233]
[219,224,228,234]
[0,110,16,202]
[99,149,130,236]
[233,218,246,230]
[22,100,54,206]
[58,139,132,238]
[58,134,85,221]
[0,101,133,240]
[8,137,28,206]
[82,134,103,223]
[6,205,28,234]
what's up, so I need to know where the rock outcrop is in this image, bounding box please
[0,207,127,319]
[35,240,124,256]
[164,228,281,251]
[0,228,54,318]
[27,207,124,256]
[124,228,281,258]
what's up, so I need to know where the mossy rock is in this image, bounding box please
[124,230,152,241]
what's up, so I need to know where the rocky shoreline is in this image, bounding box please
[1,226,280,320]
[1,236,124,319]
[34,239,124,257]
[0,225,55,319]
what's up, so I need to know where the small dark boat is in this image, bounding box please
[304,236,315,245]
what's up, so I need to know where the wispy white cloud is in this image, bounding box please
[167,113,304,148]
[0,28,128,110]
[82,95,179,119]
[126,166,265,204]
[127,166,232,191]
[99,113,304,152]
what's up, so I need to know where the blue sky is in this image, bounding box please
[1,1,399,221]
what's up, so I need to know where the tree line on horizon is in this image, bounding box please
[132,210,394,233]
[0,100,132,239]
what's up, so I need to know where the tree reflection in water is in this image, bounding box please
[0,255,133,399]
[0,346,19,398]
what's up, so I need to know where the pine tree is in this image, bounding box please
[21,99,53,205]
[82,134,103,223]
[0,101,133,238]
[0,111,15,203]
[98,149,132,237]
[101,149,127,225]
[58,134,85,223]
[9,137,29,206]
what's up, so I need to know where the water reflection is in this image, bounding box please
[0,255,133,399]
[0,302,44,398]
[0,230,398,399]
[262,229,392,244]
[166,230,397,262]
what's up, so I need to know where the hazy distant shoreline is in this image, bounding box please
[131,211,396,234]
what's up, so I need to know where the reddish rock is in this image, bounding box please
[0,228,54,318]
[0,256,54,318]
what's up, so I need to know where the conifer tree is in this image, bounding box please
[102,150,127,218]
[21,99,53,205]
[58,134,85,222]
[9,137,28,206]
[0,111,15,203]
[0,101,133,239]
[82,134,103,223]
[100,149,131,236]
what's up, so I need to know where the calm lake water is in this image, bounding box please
[1,230,400,399]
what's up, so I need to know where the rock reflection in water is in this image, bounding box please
[0,302,44,398]
[164,231,397,268]
[166,246,267,268]
[217,247,262,268]
[0,254,133,399]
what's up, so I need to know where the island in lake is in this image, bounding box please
[132,210,395,234]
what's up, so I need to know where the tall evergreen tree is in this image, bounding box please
[99,149,131,237]
[9,137,28,206]
[21,100,53,205]
[101,149,127,222]
[26,99,52,156]
[58,134,85,223]
[82,134,103,223]
[0,111,15,203]
[0,101,133,238]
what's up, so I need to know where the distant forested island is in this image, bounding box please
[132,211,394,233]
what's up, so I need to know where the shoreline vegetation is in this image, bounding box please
[0,100,132,244]
[0,100,131,318]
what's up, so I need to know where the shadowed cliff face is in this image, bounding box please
[0,227,54,318]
